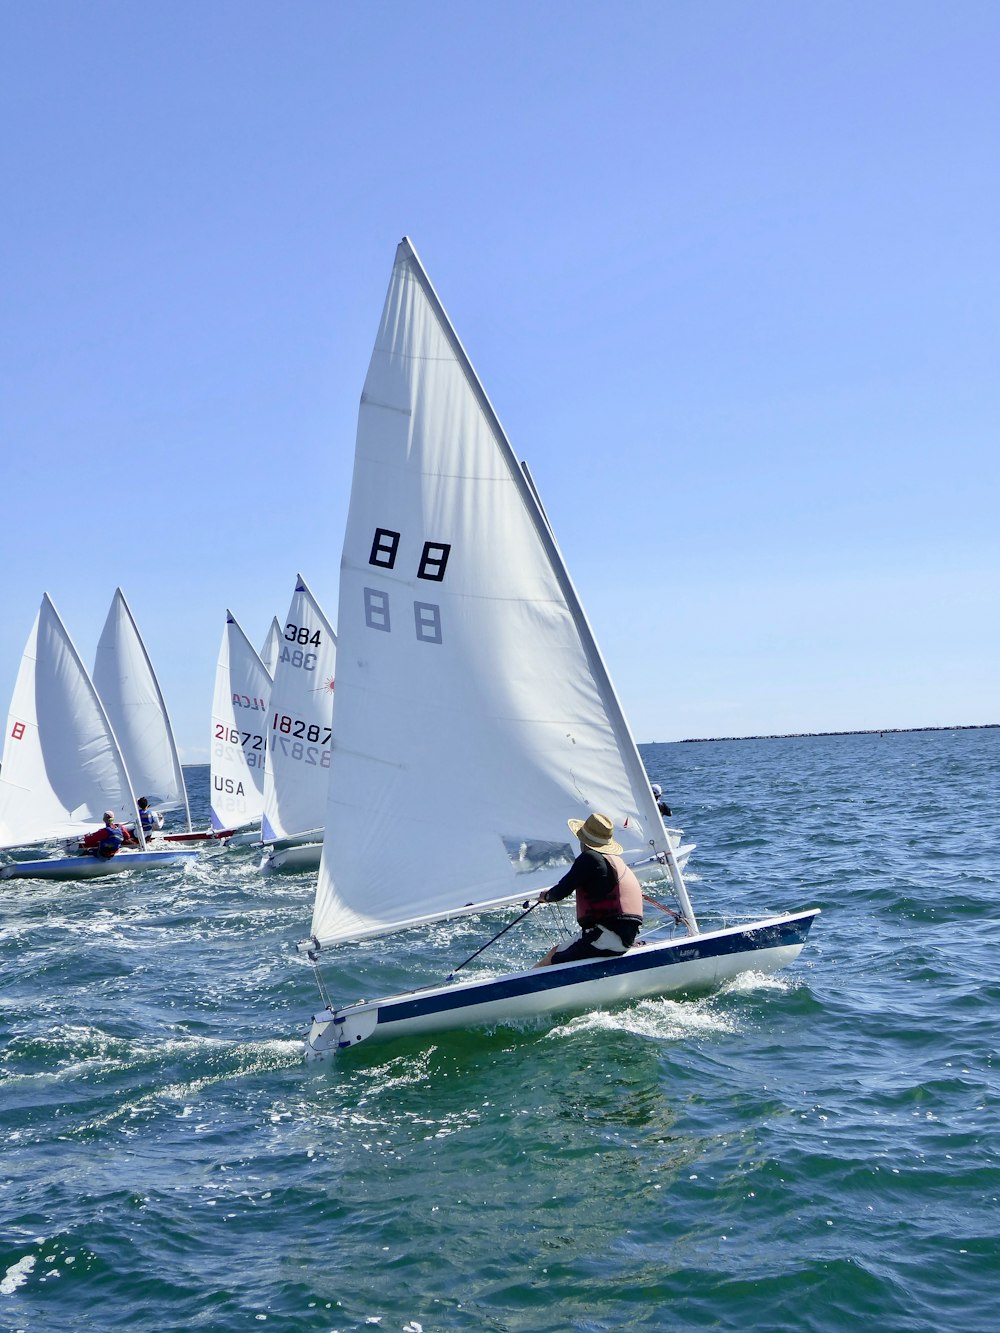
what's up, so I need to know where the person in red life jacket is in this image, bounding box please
[535,812,644,966]
[80,811,135,858]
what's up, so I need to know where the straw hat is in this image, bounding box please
[567,812,623,855]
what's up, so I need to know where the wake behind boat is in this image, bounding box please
[301,239,817,1058]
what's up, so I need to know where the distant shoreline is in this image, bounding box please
[667,723,1000,744]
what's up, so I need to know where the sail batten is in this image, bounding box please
[310,239,691,948]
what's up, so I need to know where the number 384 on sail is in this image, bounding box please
[299,238,818,1058]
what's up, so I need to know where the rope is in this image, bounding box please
[306,937,335,1011]
[642,892,689,929]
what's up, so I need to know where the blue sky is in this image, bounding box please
[3,1,997,759]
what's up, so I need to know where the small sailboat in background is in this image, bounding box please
[93,588,191,831]
[259,577,337,872]
[210,610,271,835]
[260,617,282,678]
[93,588,222,845]
[302,238,817,1057]
[0,595,198,880]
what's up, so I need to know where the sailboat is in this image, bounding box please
[260,617,282,678]
[210,611,271,834]
[92,587,216,844]
[0,595,199,880]
[302,239,817,1057]
[259,577,337,872]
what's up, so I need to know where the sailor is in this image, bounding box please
[136,797,164,837]
[535,812,644,966]
[80,811,134,859]
[651,783,672,818]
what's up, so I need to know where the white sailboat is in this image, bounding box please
[302,239,817,1057]
[259,577,337,872]
[260,617,282,678]
[0,595,199,880]
[93,588,202,842]
[210,611,271,834]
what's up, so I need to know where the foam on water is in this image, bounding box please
[1,1254,36,1295]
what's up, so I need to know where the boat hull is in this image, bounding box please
[0,849,200,881]
[305,908,819,1059]
[159,829,234,844]
[261,841,323,873]
[668,841,694,874]
[224,828,264,848]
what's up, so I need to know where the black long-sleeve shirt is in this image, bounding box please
[546,848,643,926]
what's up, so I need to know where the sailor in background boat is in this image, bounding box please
[79,811,136,859]
[651,783,672,818]
[535,813,644,966]
[136,796,164,837]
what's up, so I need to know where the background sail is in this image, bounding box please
[93,588,191,825]
[311,239,670,947]
[260,618,282,677]
[0,594,141,848]
[210,611,272,832]
[260,576,337,842]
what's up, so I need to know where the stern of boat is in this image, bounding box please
[305,1001,381,1060]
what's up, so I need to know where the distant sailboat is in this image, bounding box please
[93,588,192,832]
[260,618,282,677]
[210,611,271,834]
[259,577,337,872]
[302,239,817,1056]
[0,595,198,880]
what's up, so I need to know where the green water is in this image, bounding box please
[2,729,997,1331]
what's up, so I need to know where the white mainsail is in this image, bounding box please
[0,594,144,849]
[260,618,282,677]
[260,577,337,844]
[309,238,695,949]
[210,611,272,832]
[93,588,191,827]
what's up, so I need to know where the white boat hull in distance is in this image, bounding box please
[262,842,323,873]
[0,849,201,881]
[305,909,819,1059]
[225,828,264,849]
[158,828,235,844]
[670,841,694,874]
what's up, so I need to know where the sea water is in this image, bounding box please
[1,728,997,1331]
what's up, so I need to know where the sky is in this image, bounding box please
[2,0,998,760]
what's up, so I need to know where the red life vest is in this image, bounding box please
[576,853,643,926]
[82,823,126,857]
